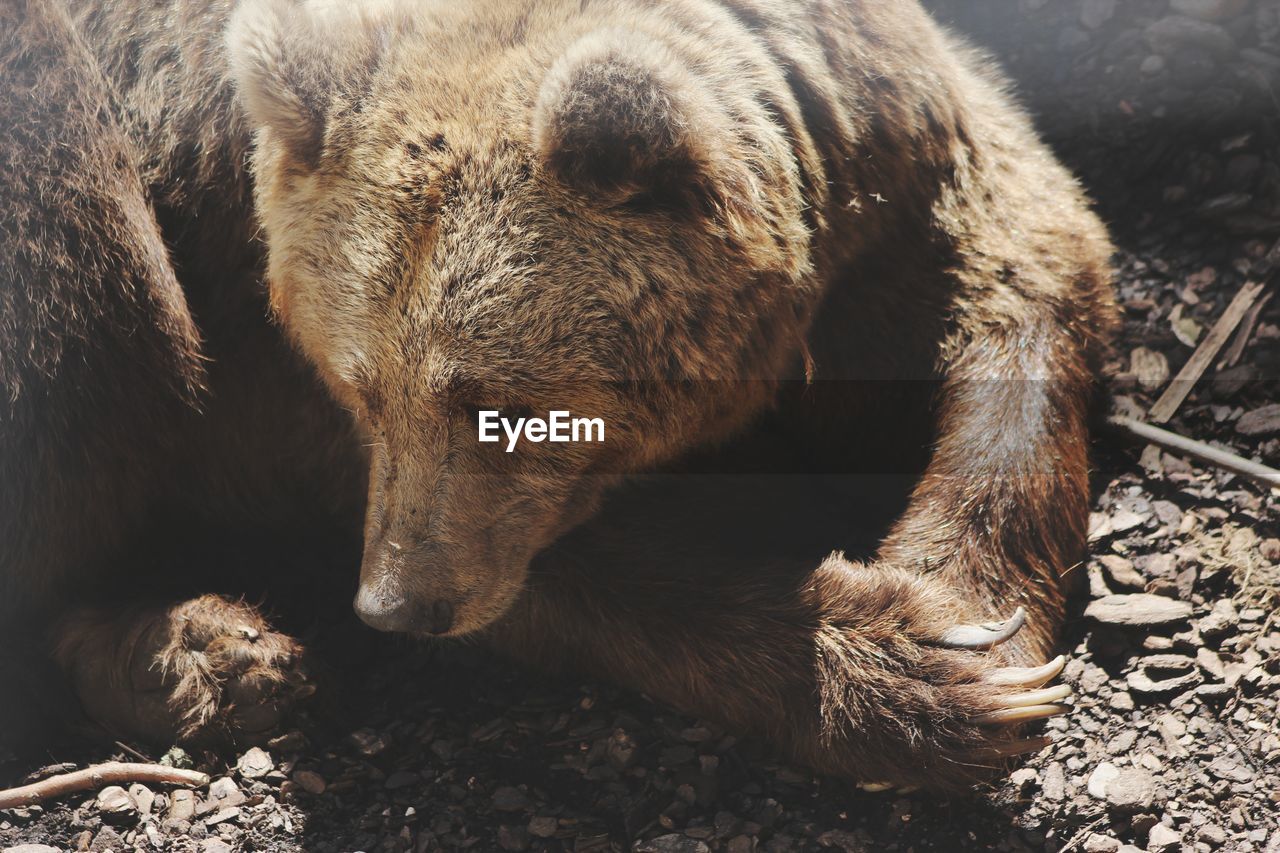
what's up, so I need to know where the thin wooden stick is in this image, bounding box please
[0,762,209,810]
[114,740,153,764]
[1220,289,1274,370]
[1106,415,1280,490]
[1149,280,1267,424]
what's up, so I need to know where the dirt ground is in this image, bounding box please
[3,1,1279,851]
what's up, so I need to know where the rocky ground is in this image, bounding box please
[3,1,1280,851]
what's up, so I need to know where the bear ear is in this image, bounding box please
[225,0,390,166]
[532,31,737,199]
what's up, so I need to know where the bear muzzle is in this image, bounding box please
[354,581,455,635]
[354,529,528,637]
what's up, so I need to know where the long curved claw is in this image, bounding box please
[973,735,1053,759]
[857,780,922,795]
[991,684,1072,709]
[987,655,1066,687]
[972,703,1070,726]
[938,606,1027,650]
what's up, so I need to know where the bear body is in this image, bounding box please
[1,0,1113,790]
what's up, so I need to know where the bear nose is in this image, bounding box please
[354,586,455,635]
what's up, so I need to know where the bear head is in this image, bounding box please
[227,0,815,636]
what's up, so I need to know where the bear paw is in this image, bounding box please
[805,559,1073,792]
[56,595,315,748]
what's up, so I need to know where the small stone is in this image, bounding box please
[1127,669,1201,695]
[492,786,530,812]
[1041,762,1066,801]
[1080,0,1116,29]
[1098,555,1146,591]
[1088,762,1121,800]
[1197,647,1226,679]
[383,770,418,790]
[1195,683,1234,701]
[127,783,154,816]
[1083,834,1121,853]
[1208,755,1254,783]
[1198,598,1238,638]
[1198,824,1227,845]
[1237,404,1280,436]
[1145,15,1236,58]
[3,846,61,853]
[815,830,864,852]
[1009,768,1038,790]
[1150,501,1182,530]
[1140,54,1166,75]
[266,730,307,753]
[236,747,273,779]
[200,840,233,853]
[205,806,241,826]
[1085,594,1193,626]
[1129,347,1169,391]
[527,816,558,838]
[205,777,246,812]
[635,835,711,853]
[1103,767,1156,813]
[346,728,390,757]
[1147,823,1181,851]
[1107,731,1138,755]
[291,770,326,795]
[1141,654,1195,672]
[1109,691,1135,711]
[497,824,529,851]
[169,788,196,821]
[1139,553,1176,579]
[607,728,638,770]
[1110,508,1147,533]
[95,785,137,823]
[88,827,122,853]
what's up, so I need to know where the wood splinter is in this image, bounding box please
[0,762,210,810]
[1148,280,1268,424]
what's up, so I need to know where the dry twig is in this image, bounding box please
[1149,280,1267,423]
[1106,415,1280,490]
[0,762,209,810]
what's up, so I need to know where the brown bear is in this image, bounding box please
[0,0,1115,792]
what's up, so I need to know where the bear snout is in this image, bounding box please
[354,581,456,636]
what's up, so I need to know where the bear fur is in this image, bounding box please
[0,0,1115,791]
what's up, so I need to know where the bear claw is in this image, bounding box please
[991,683,1072,709]
[972,664,1073,726]
[856,781,895,793]
[937,606,1027,649]
[976,735,1054,759]
[986,654,1066,687]
[971,703,1071,726]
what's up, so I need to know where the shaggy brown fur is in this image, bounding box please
[0,0,1115,790]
